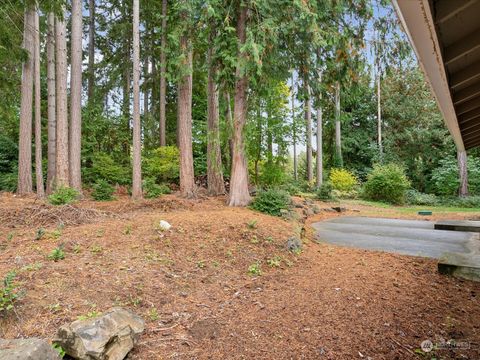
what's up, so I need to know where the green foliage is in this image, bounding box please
[431,156,480,196]
[329,168,358,192]
[52,344,66,358]
[143,147,180,183]
[0,271,18,313]
[0,169,17,192]
[439,196,480,208]
[405,190,438,206]
[143,178,171,199]
[48,187,80,205]
[258,162,290,187]
[91,179,115,201]
[250,189,291,216]
[363,163,410,204]
[84,153,131,186]
[247,263,262,276]
[48,247,65,262]
[316,181,334,201]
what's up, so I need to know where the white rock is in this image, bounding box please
[158,220,171,231]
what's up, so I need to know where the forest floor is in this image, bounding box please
[0,192,479,359]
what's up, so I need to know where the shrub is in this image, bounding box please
[0,169,17,192]
[440,196,480,208]
[329,168,358,192]
[250,188,291,216]
[259,162,290,187]
[0,271,18,313]
[48,187,80,205]
[431,156,480,196]
[316,181,334,201]
[48,247,65,261]
[405,190,438,206]
[91,179,115,201]
[332,189,358,199]
[84,152,131,185]
[143,146,180,183]
[143,178,171,199]
[363,163,410,204]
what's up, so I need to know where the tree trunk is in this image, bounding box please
[131,0,142,199]
[55,10,69,188]
[224,90,234,169]
[177,32,196,198]
[70,0,83,192]
[46,12,56,194]
[206,42,225,195]
[87,0,95,104]
[458,150,468,197]
[228,3,251,206]
[143,55,149,115]
[17,7,35,195]
[334,81,343,168]
[292,75,297,181]
[377,72,383,158]
[159,0,167,146]
[305,81,313,182]
[34,8,44,197]
[316,72,323,188]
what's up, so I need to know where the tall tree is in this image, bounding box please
[46,12,56,194]
[458,150,468,197]
[159,0,167,146]
[34,7,44,197]
[304,80,313,182]
[206,37,225,195]
[291,75,297,181]
[131,0,142,199]
[87,0,95,104]
[70,0,83,192]
[334,81,343,167]
[316,71,323,188]
[177,4,196,198]
[55,7,70,187]
[228,2,251,206]
[18,6,35,195]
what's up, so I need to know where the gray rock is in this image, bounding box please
[0,338,61,360]
[286,236,302,252]
[331,206,346,213]
[53,307,145,360]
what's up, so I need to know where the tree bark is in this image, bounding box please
[305,81,313,182]
[291,75,297,181]
[159,0,167,146]
[46,12,56,194]
[224,90,234,168]
[177,26,196,198]
[55,10,69,188]
[228,3,251,206]
[316,72,323,188]
[87,0,95,104]
[34,8,44,197]
[207,42,225,195]
[458,150,468,197]
[132,0,142,199]
[17,7,35,195]
[377,71,383,158]
[334,81,343,168]
[70,0,83,192]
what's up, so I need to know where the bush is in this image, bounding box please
[329,168,358,192]
[143,178,171,199]
[431,156,480,196]
[439,196,480,208]
[332,189,358,199]
[250,188,291,216]
[91,179,115,201]
[0,169,17,192]
[316,181,334,201]
[259,162,290,187]
[143,146,180,183]
[0,271,18,313]
[363,163,410,204]
[405,189,438,206]
[84,152,131,185]
[48,186,80,205]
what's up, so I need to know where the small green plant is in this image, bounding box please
[77,310,101,320]
[0,271,19,313]
[35,228,45,241]
[197,260,206,269]
[148,307,159,321]
[247,219,258,229]
[250,235,260,244]
[48,246,65,261]
[91,179,115,201]
[90,244,103,254]
[21,262,43,272]
[6,232,15,241]
[267,256,282,268]
[73,244,81,254]
[250,189,291,216]
[123,225,133,235]
[143,178,171,199]
[48,186,80,205]
[247,263,262,276]
[52,343,66,358]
